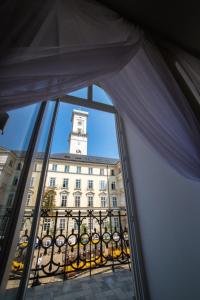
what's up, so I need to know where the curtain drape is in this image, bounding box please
[100,41,200,180]
[0,0,141,110]
[175,49,200,97]
[1,0,200,180]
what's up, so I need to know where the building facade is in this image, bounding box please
[0,109,126,236]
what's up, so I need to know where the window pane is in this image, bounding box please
[68,88,88,99]
[93,85,113,106]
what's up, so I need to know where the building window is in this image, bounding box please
[75,179,81,189]
[75,195,80,207]
[34,163,37,171]
[77,128,82,135]
[61,194,67,207]
[111,182,116,190]
[74,220,78,231]
[101,196,106,208]
[113,217,119,229]
[59,218,66,230]
[7,194,14,207]
[52,164,57,171]
[44,218,51,231]
[63,178,68,188]
[46,194,54,207]
[49,177,56,187]
[112,197,117,208]
[99,180,106,190]
[111,169,115,176]
[9,160,13,167]
[100,168,104,175]
[30,177,34,187]
[88,167,93,174]
[88,196,93,207]
[88,219,93,231]
[65,165,69,173]
[88,180,93,189]
[77,166,81,174]
[16,162,21,171]
[13,176,18,186]
[26,193,32,206]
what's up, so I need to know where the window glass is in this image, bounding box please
[88,196,93,207]
[68,87,88,99]
[93,85,113,106]
[63,178,68,188]
[88,180,93,189]
[112,197,117,208]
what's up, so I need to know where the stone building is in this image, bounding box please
[0,109,126,236]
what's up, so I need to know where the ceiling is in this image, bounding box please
[98,0,200,58]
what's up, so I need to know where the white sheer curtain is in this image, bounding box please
[100,41,200,180]
[1,0,200,180]
[0,0,141,110]
[175,48,200,97]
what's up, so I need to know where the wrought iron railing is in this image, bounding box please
[10,208,130,285]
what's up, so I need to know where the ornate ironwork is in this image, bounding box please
[10,208,130,285]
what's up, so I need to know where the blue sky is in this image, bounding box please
[0,87,119,158]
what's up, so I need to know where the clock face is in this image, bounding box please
[76,149,81,154]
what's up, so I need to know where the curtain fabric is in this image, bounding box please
[175,49,200,97]
[0,0,141,110]
[100,41,200,180]
[1,0,200,180]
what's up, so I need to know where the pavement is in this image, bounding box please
[25,268,135,300]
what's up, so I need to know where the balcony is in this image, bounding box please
[7,208,131,296]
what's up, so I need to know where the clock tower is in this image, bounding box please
[69,109,88,155]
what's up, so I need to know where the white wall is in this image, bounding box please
[124,116,200,300]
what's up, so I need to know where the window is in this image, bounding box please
[78,120,82,126]
[9,160,13,167]
[112,196,117,208]
[30,177,34,187]
[88,219,93,231]
[34,163,37,171]
[16,162,21,170]
[111,182,116,190]
[63,178,68,188]
[52,164,57,171]
[46,194,54,207]
[75,179,81,189]
[13,176,18,186]
[99,180,106,190]
[101,196,106,208]
[100,168,104,175]
[65,165,69,173]
[88,180,93,189]
[59,218,66,230]
[44,218,51,231]
[113,217,119,229]
[88,196,93,207]
[74,220,78,231]
[26,193,32,206]
[111,169,115,176]
[88,167,93,174]
[75,195,80,207]
[77,166,81,174]
[61,194,67,207]
[7,194,14,207]
[49,177,56,187]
